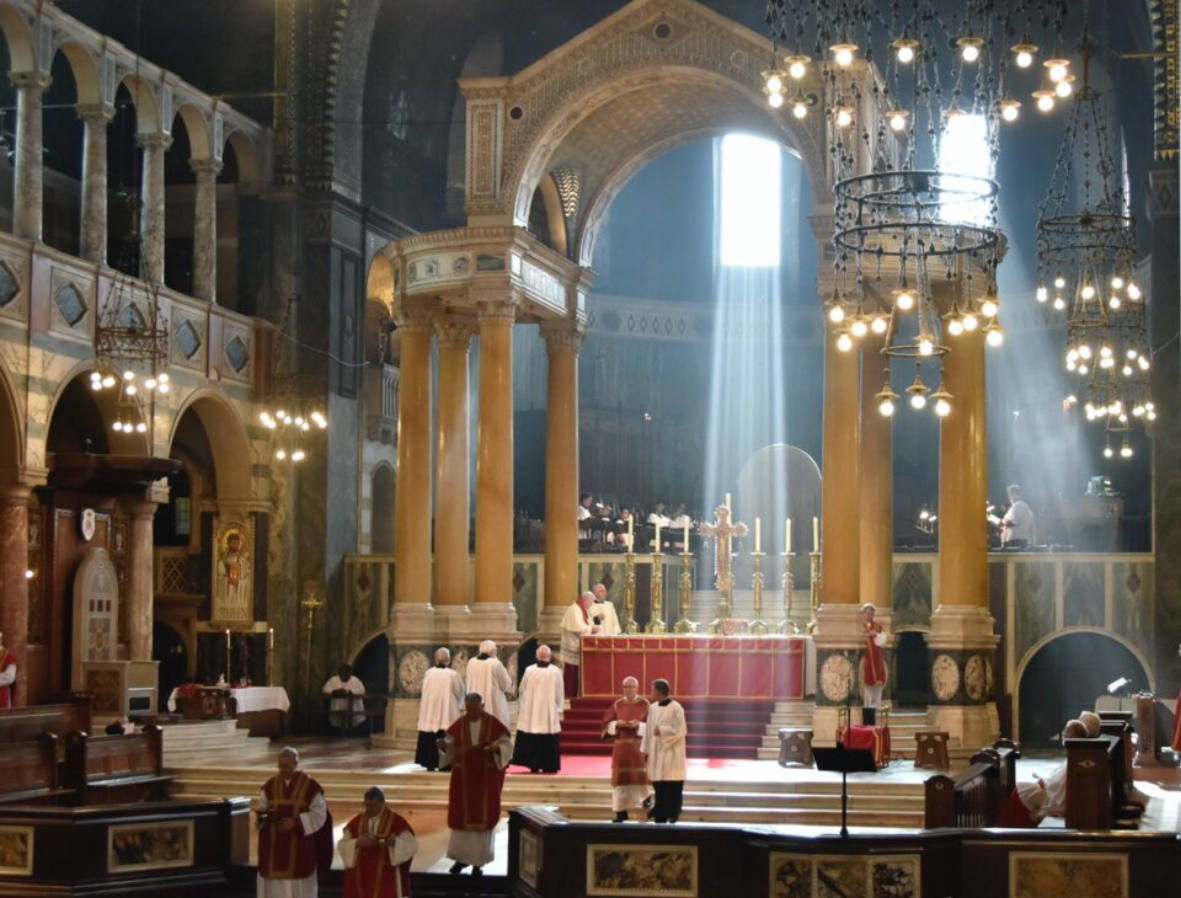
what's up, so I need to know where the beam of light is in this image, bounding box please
[719,133,781,267]
[939,113,992,226]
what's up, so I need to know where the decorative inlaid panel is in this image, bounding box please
[1014,562,1055,662]
[1062,562,1104,628]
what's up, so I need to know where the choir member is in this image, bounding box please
[647,502,671,548]
[591,583,622,636]
[338,786,417,898]
[511,645,565,773]
[578,493,594,540]
[415,648,465,771]
[0,631,16,708]
[560,592,602,698]
[860,603,887,726]
[617,508,635,550]
[438,693,512,876]
[998,719,1087,826]
[322,663,367,732]
[1001,484,1036,547]
[255,747,332,897]
[670,504,692,529]
[464,641,513,729]
[602,676,650,822]
[642,678,686,824]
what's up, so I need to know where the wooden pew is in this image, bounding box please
[924,740,1019,829]
[1064,734,1124,829]
[61,725,174,806]
[0,734,73,805]
[0,696,91,747]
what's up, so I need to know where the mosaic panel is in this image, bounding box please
[891,561,932,629]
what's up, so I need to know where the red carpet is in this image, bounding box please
[555,697,775,760]
[507,755,755,777]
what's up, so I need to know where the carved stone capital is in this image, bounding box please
[539,321,585,355]
[393,306,434,335]
[475,297,517,326]
[76,102,115,126]
[435,318,476,350]
[189,158,224,177]
[137,132,174,152]
[9,71,51,94]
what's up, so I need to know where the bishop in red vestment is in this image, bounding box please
[439,693,512,876]
[256,747,332,897]
[860,603,887,725]
[0,633,16,709]
[602,677,650,822]
[339,787,417,898]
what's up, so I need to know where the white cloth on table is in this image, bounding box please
[255,786,327,898]
[322,675,366,726]
[417,667,465,732]
[464,657,513,729]
[1002,499,1036,545]
[516,664,564,734]
[559,603,600,668]
[167,685,291,714]
[590,600,621,636]
[642,700,687,782]
[337,813,418,869]
[441,718,512,868]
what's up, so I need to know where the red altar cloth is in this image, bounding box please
[580,636,806,700]
[838,724,890,766]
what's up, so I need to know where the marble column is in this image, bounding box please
[0,486,31,706]
[77,103,114,264]
[930,326,999,747]
[393,310,433,616]
[138,133,172,284]
[11,72,50,243]
[190,158,223,302]
[434,318,474,608]
[121,494,162,662]
[859,336,893,609]
[472,298,518,636]
[539,321,584,636]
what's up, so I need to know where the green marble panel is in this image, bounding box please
[584,559,629,621]
[512,560,540,633]
[1112,561,1154,653]
[891,561,933,629]
[1062,562,1105,629]
[1014,562,1055,663]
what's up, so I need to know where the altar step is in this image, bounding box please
[158,719,273,766]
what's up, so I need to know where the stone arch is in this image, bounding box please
[0,350,22,476]
[532,174,568,256]
[167,389,253,502]
[1013,628,1154,745]
[45,362,151,457]
[173,103,212,160]
[224,129,259,183]
[54,40,102,106]
[0,3,35,72]
[118,74,161,135]
[370,462,395,555]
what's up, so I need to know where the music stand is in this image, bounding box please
[813,745,878,837]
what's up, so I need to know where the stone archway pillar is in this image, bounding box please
[138,133,172,284]
[11,71,50,243]
[0,483,33,706]
[190,158,223,302]
[121,481,169,662]
[78,103,114,264]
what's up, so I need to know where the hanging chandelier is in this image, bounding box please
[259,296,329,464]
[1034,33,1152,457]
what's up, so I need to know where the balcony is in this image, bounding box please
[366,363,399,444]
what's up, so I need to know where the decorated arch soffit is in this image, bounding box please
[460,0,833,267]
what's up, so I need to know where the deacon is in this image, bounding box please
[415,648,465,771]
[438,693,512,876]
[641,679,686,824]
[464,640,513,729]
[560,592,602,698]
[511,645,564,773]
[0,631,16,708]
[591,583,622,636]
[602,676,650,822]
[860,603,887,726]
[338,786,417,898]
[998,718,1087,827]
[255,747,332,897]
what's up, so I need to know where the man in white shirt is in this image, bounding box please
[670,504,692,529]
[578,492,594,540]
[1001,484,1036,548]
[591,583,622,636]
[560,592,602,698]
[416,648,466,771]
[647,502,671,549]
[322,663,366,733]
[641,678,687,824]
[464,641,513,729]
[511,645,565,773]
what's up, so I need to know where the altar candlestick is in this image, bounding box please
[655,521,661,551]
[683,520,690,553]
[267,627,274,649]
[812,516,819,553]
[755,517,761,553]
[786,518,792,554]
[225,629,232,684]
[628,515,634,548]
[725,492,731,510]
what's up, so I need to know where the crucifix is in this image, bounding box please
[698,504,747,632]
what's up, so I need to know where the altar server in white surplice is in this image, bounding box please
[591,583,622,636]
[415,647,465,771]
[511,645,565,773]
[560,592,602,699]
[464,640,513,729]
[641,678,686,824]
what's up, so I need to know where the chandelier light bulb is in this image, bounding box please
[918,337,934,356]
[125,384,137,396]
[1127,282,1141,300]
[788,62,805,80]
[828,304,845,323]
[1100,344,1113,359]
[123,370,135,381]
[768,91,785,109]
[851,318,868,338]
[1138,355,1150,371]
[891,37,919,64]
[986,325,1004,347]
[135,421,147,433]
[1133,404,1145,417]
[1081,283,1095,300]
[766,73,783,93]
[1111,275,1124,290]
[145,378,157,391]
[893,288,915,311]
[1067,348,1079,362]
[1148,410,1158,421]
[1100,356,1114,369]
[962,313,978,332]
[112,421,123,432]
[1109,296,1121,310]
[786,55,809,79]
[878,398,894,416]
[1078,363,1089,374]
[910,393,927,410]
[835,106,853,128]
[1052,296,1066,311]
[1127,348,1138,359]
[792,98,808,119]
[836,332,853,352]
[1012,42,1038,68]
[158,382,170,394]
[888,109,908,131]
[1001,99,1021,122]
[1046,59,1070,82]
[831,42,857,67]
[1119,412,1128,423]
[1034,89,1056,112]
[1120,444,1133,459]
[947,317,964,336]
[1036,285,1048,302]
[870,315,888,334]
[91,379,103,392]
[158,373,169,384]
[980,297,999,318]
[1054,274,1066,289]
[292,449,306,462]
[1078,344,1092,360]
[89,371,102,383]
[1104,444,1114,458]
[958,37,983,63]
[275,448,287,461]
[935,397,951,417]
[1055,77,1074,98]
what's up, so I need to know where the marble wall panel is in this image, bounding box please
[1062,562,1105,629]
[1014,562,1056,663]
[512,559,540,633]
[892,562,932,629]
[1112,562,1154,661]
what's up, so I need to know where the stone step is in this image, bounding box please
[559,803,923,827]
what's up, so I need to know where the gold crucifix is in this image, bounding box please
[698,504,747,630]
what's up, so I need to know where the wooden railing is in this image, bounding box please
[924,739,1019,829]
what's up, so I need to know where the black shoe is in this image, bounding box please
[613,812,628,823]
[449,862,466,875]
[472,867,484,877]
[642,796,653,808]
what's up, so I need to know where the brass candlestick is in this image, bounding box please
[709,558,735,634]
[647,552,667,633]
[779,552,799,634]
[266,627,275,686]
[623,552,638,633]
[674,551,697,633]
[807,551,821,634]
[748,551,769,634]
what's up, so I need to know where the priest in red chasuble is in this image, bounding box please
[0,631,17,708]
[438,693,512,876]
[339,786,417,898]
[255,746,332,898]
[602,676,650,822]
[860,603,887,726]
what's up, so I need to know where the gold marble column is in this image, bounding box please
[859,336,893,608]
[821,333,861,605]
[394,309,434,607]
[540,322,583,621]
[0,485,31,706]
[474,298,516,610]
[122,485,167,662]
[434,318,475,606]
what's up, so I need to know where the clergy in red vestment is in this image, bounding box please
[338,787,417,898]
[860,603,887,726]
[256,747,332,898]
[0,632,16,709]
[602,676,650,822]
[438,693,512,876]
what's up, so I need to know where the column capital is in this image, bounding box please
[435,317,476,350]
[9,71,51,93]
[76,102,116,126]
[393,306,434,335]
[540,320,586,355]
[475,297,517,325]
[137,132,174,152]
[190,157,224,177]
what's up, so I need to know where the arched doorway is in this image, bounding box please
[152,621,188,701]
[1017,631,1151,748]
[893,631,930,709]
[371,464,396,554]
[351,632,389,733]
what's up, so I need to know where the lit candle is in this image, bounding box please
[267,627,274,649]
[813,516,820,553]
[725,492,731,510]
[628,515,634,550]
[225,628,231,648]
[755,517,761,553]
[683,520,690,553]
[655,521,661,552]
[786,518,792,554]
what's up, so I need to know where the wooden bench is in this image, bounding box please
[0,696,91,748]
[924,740,1019,829]
[0,734,73,806]
[1065,728,1141,830]
[61,725,174,806]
